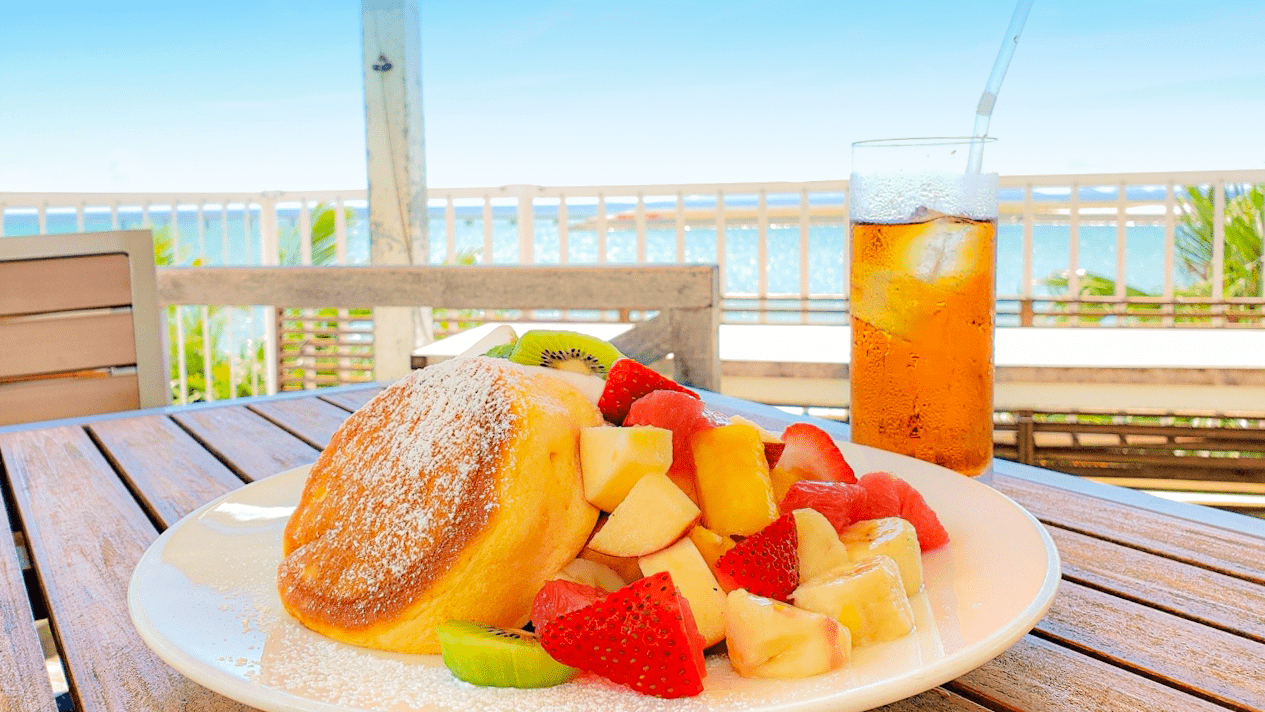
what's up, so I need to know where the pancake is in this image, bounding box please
[278,357,602,654]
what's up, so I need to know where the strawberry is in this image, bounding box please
[774,422,855,483]
[598,359,698,425]
[713,513,799,602]
[763,441,786,469]
[538,572,706,698]
[531,579,605,630]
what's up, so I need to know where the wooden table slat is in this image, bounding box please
[0,426,253,712]
[88,415,248,529]
[1050,525,1265,643]
[248,397,353,451]
[318,386,382,413]
[1037,581,1265,710]
[995,473,1265,585]
[949,634,1232,712]
[878,688,995,711]
[172,405,320,482]
[0,491,59,711]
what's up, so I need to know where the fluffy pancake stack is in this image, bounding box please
[277,357,602,654]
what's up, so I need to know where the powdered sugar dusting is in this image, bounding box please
[252,615,843,711]
[279,357,522,627]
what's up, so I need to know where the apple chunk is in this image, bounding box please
[638,538,728,646]
[579,425,673,512]
[586,472,700,557]
[725,589,850,678]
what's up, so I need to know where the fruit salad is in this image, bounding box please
[436,328,950,698]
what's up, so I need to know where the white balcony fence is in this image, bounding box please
[2,170,1263,404]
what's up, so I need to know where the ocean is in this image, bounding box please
[0,192,1199,313]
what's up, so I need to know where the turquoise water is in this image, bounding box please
[1,201,1198,307]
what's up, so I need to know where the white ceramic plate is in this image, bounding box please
[129,443,1060,712]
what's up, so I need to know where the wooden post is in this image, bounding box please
[362,0,431,383]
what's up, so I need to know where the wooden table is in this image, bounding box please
[2,384,1263,712]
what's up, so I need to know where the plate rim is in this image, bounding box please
[129,447,1061,712]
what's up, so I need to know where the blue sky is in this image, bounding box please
[1,0,1262,191]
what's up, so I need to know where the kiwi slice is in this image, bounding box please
[507,330,623,377]
[484,343,515,358]
[437,620,577,688]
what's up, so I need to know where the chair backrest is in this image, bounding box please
[0,230,167,426]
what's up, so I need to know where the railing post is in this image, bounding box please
[800,187,811,323]
[444,194,456,263]
[1017,410,1036,464]
[635,191,647,263]
[259,194,280,394]
[1115,180,1128,320]
[517,186,535,264]
[1212,179,1226,327]
[597,192,608,263]
[1022,181,1034,309]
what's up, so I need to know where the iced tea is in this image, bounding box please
[849,212,996,476]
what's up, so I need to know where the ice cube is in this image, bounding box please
[904,216,984,285]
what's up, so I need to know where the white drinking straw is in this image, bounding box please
[967,0,1035,173]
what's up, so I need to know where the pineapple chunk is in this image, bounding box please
[691,423,778,537]
[839,517,924,596]
[792,508,851,581]
[791,556,914,645]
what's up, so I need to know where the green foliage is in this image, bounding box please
[163,204,349,401]
[1040,183,1265,324]
[167,305,262,401]
[1174,184,1264,298]
[279,202,349,266]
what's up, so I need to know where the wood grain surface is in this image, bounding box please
[949,635,1232,712]
[1037,581,1265,710]
[157,264,719,310]
[0,426,253,712]
[88,415,247,529]
[879,688,993,711]
[0,479,58,711]
[318,386,381,413]
[995,473,1265,584]
[1050,525,1265,642]
[249,397,353,450]
[172,405,320,482]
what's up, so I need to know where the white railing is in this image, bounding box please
[4,169,1263,402]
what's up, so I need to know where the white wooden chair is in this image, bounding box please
[0,230,168,426]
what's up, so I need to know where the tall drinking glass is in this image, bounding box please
[848,138,998,477]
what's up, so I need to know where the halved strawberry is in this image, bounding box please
[530,579,605,630]
[538,572,706,698]
[763,441,786,469]
[713,512,798,602]
[774,423,855,483]
[598,359,698,425]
